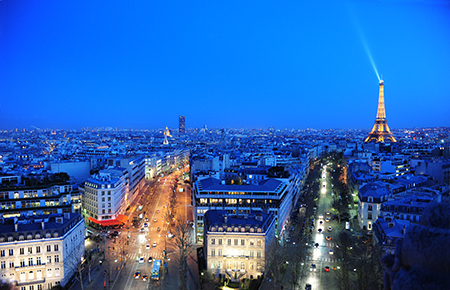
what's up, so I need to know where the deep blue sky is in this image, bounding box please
[1,0,449,130]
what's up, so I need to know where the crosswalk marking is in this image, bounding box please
[305,256,339,263]
[127,252,164,260]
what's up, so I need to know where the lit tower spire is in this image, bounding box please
[364,78,397,143]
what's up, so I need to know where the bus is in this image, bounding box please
[151,260,161,280]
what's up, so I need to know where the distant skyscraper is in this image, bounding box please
[179,115,185,133]
[365,79,397,143]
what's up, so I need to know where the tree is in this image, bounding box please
[65,240,86,290]
[352,240,384,290]
[264,239,288,290]
[333,231,355,290]
[173,214,193,290]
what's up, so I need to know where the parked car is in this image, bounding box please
[310,264,316,272]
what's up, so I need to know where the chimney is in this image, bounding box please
[15,224,18,232]
[41,222,45,229]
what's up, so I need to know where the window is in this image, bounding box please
[36,246,40,253]
[218,239,222,245]
[234,239,238,246]
[249,262,254,270]
[28,271,34,280]
[47,245,51,252]
[250,250,254,258]
[241,239,245,246]
[54,245,59,251]
[368,213,373,220]
[211,249,215,256]
[240,250,245,256]
[36,257,42,265]
[47,256,51,264]
[227,239,231,246]
[54,255,59,263]
[47,269,52,278]
[55,268,60,277]
[9,261,14,268]
[257,240,261,246]
[38,285,43,290]
[0,250,4,257]
[241,262,245,270]
[1,261,5,269]
[20,259,25,267]
[28,247,33,254]
[257,251,261,258]
[257,263,261,270]
[219,261,223,269]
[211,239,215,245]
[218,249,222,256]
[211,261,215,269]
[249,240,254,246]
[368,204,373,211]
[28,258,33,266]
[20,248,24,255]
[9,249,13,256]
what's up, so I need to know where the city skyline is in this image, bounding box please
[1,0,449,130]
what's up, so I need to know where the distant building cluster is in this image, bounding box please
[0,123,449,285]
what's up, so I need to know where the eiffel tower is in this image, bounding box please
[364,78,397,143]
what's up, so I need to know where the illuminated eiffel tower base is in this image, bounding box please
[364,79,397,143]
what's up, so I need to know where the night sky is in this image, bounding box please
[1,0,449,130]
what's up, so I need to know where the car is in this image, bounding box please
[318,228,323,233]
[314,243,319,248]
[319,214,323,219]
[154,218,157,222]
[310,264,316,272]
[329,249,334,255]
[326,211,330,215]
[144,223,148,227]
[139,257,144,263]
[325,217,330,222]
[325,266,330,272]
[319,220,323,225]
[146,244,150,250]
[148,257,153,263]
[153,242,157,247]
[157,227,161,231]
[142,275,148,281]
[328,226,333,232]
[286,237,291,242]
[145,217,149,222]
[140,228,145,233]
[326,236,331,241]
[156,210,159,214]
[134,271,141,279]
[305,284,312,290]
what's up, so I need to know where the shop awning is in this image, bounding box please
[88,214,128,227]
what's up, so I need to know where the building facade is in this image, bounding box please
[0,182,81,218]
[203,210,275,281]
[0,213,85,290]
[83,169,127,223]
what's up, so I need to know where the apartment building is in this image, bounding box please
[0,182,80,218]
[0,213,85,290]
[83,168,128,226]
[204,210,275,281]
[193,175,298,242]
